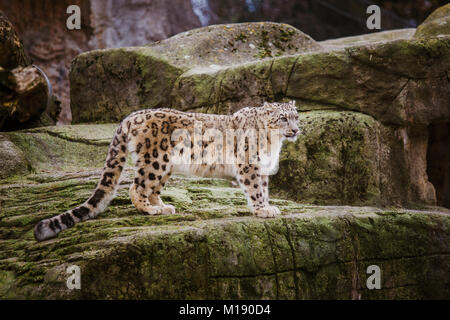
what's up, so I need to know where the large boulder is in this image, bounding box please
[0,134,29,179]
[320,28,416,49]
[70,21,449,126]
[3,0,420,124]
[0,124,449,299]
[0,124,115,180]
[414,4,450,38]
[271,111,421,207]
[70,22,321,122]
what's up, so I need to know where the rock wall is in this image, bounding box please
[1,0,445,125]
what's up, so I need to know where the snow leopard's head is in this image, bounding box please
[263,100,300,141]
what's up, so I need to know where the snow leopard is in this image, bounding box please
[34,101,300,241]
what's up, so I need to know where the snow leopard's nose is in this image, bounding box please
[292,129,299,135]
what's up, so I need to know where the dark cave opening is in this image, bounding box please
[427,122,450,209]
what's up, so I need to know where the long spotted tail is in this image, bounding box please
[34,122,129,241]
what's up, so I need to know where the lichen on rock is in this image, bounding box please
[0,124,449,299]
[414,4,450,38]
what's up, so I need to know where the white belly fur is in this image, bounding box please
[171,138,285,178]
[172,163,236,179]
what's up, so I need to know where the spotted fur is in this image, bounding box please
[34,101,300,241]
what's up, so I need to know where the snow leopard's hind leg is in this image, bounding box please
[129,137,175,215]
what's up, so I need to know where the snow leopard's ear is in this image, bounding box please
[290,100,296,107]
[263,101,274,109]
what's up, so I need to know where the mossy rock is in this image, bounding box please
[0,134,29,179]
[69,22,321,123]
[146,22,321,68]
[414,4,450,38]
[0,166,448,299]
[0,124,116,180]
[286,37,450,126]
[0,123,449,299]
[69,48,184,124]
[70,23,449,127]
[271,111,411,206]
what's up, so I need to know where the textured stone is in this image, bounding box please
[70,24,449,127]
[271,111,408,206]
[0,134,29,179]
[414,4,450,38]
[0,123,448,299]
[320,28,416,49]
[69,22,321,122]
[0,124,115,179]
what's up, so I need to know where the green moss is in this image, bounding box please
[0,124,117,180]
[70,48,184,124]
[271,111,382,205]
[414,4,450,38]
[1,165,449,299]
[0,121,449,299]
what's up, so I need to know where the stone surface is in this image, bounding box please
[69,22,322,123]
[2,1,445,124]
[0,124,449,299]
[0,124,115,179]
[414,3,450,38]
[0,134,29,179]
[147,22,321,68]
[70,24,449,127]
[319,28,416,49]
[271,111,410,206]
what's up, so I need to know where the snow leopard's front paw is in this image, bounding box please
[141,204,176,215]
[160,204,176,215]
[254,205,281,218]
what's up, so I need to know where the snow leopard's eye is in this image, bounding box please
[280,117,288,122]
